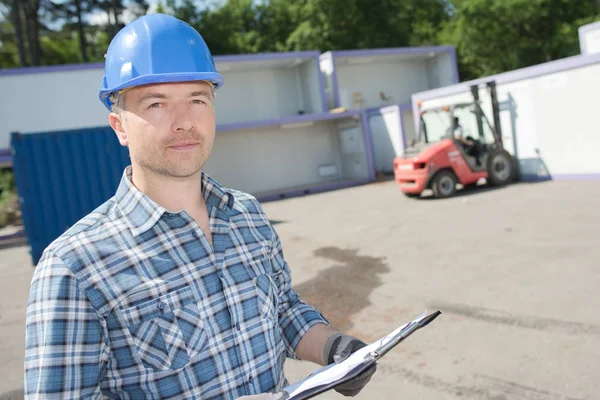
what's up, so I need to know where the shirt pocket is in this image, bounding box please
[249,257,280,322]
[119,285,208,371]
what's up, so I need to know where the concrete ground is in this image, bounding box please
[1,179,599,399]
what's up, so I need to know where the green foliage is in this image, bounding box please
[0,169,17,228]
[440,0,600,79]
[0,0,599,81]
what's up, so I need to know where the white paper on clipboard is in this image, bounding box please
[283,311,437,400]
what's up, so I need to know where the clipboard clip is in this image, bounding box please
[373,310,442,360]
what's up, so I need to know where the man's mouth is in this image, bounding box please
[168,141,200,151]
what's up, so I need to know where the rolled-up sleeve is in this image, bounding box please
[24,251,105,399]
[269,229,330,359]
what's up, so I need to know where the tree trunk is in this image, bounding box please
[12,0,28,66]
[74,0,89,62]
[23,0,42,66]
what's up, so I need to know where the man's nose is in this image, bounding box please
[171,105,195,133]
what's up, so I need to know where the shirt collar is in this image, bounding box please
[115,166,235,237]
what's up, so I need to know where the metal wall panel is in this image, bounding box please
[367,106,403,173]
[11,127,129,265]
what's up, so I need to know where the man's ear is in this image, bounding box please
[109,112,128,147]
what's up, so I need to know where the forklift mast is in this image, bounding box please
[487,81,503,143]
[468,81,503,145]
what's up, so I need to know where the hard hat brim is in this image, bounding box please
[99,71,225,111]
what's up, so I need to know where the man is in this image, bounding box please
[453,117,481,166]
[24,13,376,400]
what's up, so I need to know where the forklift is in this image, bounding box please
[394,81,518,199]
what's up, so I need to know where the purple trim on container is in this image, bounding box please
[366,106,384,117]
[0,62,104,76]
[327,46,455,58]
[552,173,600,181]
[216,110,363,132]
[449,46,460,83]
[579,21,600,55]
[256,178,372,203]
[398,103,413,111]
[520,173,600,182]
[214,51,320,63]
[365,103,410,115]
[0,51,322,77]
[412,52,600,102]
[360,109,376,181]
[316,58,329,113]
[0,147,12,166]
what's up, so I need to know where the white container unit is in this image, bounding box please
[579,21,600,56]
[0,63,109,150]
[366,104,416,173]
[0,51,327,152]
[320,46,459,111]
[411,52,600,181]
[204,110,375,201]
[320,46,459,173]
[214,51,328,125]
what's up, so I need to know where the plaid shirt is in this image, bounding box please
[25,166,328,399]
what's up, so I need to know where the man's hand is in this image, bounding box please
[323,333,378,397]
[237,391,289,400]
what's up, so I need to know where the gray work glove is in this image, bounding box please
[237,391,289,400]
[323,332,378,397]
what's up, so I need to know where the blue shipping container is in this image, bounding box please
[11,127,130,265]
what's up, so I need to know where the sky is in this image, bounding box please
[87,0,161,26]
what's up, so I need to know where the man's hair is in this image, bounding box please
[109,82,216,117]
[111,92,127,117]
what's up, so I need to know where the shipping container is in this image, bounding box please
[366,104,416,173]
[319,46,459,173]
[11,126,129,265]
[213,52,327,124]
[206,110,374,200]
[0,51,326,154]
[11,109,374,265]
[579,21,600,56]
[410,52,600,181]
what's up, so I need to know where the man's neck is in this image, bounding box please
[131,166,205,214]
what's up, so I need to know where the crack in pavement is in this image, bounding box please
[428,302,600,335]
[379,364,586,400]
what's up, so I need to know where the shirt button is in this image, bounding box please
[157,301,165,311]
[249,376,254,384]
[236,323,241,331]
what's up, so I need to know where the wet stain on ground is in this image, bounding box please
[292,246,390,332]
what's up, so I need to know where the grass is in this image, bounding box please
[0,169,19,228]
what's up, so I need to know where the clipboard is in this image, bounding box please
[282,310,441,400]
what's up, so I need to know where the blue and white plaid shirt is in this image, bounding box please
[25,166,328,399]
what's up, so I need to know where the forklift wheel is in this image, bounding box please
[431,170,457,198]
[487,149,516,186]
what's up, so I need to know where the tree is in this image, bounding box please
[11,0,27,66]
[47,0,97,62]
[440,0,600,80]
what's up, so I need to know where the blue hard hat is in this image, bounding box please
[98,13,224,110]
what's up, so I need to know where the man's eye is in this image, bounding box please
[192,99,206,105]
[149,103,162,108]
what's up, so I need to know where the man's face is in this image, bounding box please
[110,81,216,179]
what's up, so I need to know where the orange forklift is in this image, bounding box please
[394,81,518,198]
